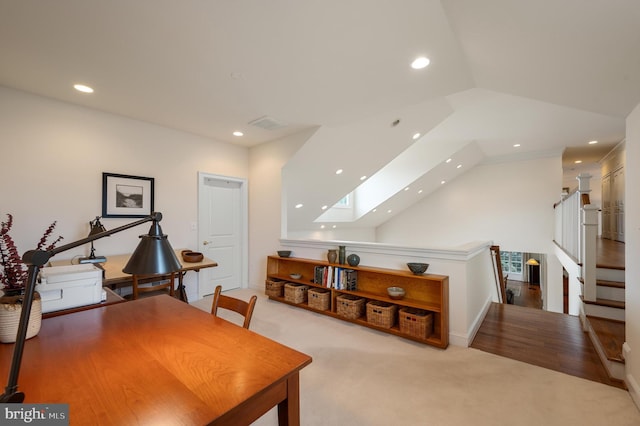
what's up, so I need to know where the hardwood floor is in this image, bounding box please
[472,238,626,389]
[506,280,542,309]
[596,237,625,269]
[471,303,625,389]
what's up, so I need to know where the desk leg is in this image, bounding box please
[277,372,300,426]
[177,271,189,303]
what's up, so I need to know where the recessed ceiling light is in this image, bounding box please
[418,189,423,194]
[404,187,410,191]
[320,225,325,229]
[360,175,367,181]
[387,209,392,213]
[335,169,343,175]
[589,140,598,145]
[513,144,521,148]
[446,158,452,163]
[372,209,377,213]
[456,164,462,169]
[441,180,446,185]
[574,160,582,164]
[73,84,94,93]
[321,205,328,210]
[412,132,421,140]
[332,225,337,229]
[295,204,303,209]
[233,131,244,137]
[411,56,430,69]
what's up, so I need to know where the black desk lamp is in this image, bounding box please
[0,212,182,403]
[79,216,107,264]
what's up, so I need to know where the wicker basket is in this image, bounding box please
[336,294,365,320]
[399,307,433,339]
[265,278,285,297]
[284,283,308,304]
[366,301,397,329]
[308,288,330,311]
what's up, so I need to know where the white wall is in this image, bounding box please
[287,227,376,242]
[625,102,640,406]
[247,129,312,289]
[376,157,560,250]
[0,86,248,300]
[376,156,564,311]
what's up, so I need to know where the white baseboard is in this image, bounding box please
[453,295,493,347]
[623,343,640,411]
[627,372,640,411]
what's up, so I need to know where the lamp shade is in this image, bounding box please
[123,221,182,275]
[88,217,107,236]
[526,258,539,266]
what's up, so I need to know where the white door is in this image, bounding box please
[197,172,247,297]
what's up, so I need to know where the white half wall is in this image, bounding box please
[278,238,495,347]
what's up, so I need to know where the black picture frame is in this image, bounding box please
[102,173,154,218]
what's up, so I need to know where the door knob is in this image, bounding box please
[203,241,210,245]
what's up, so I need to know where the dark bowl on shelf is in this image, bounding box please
[407,262,429,275]
[277,250,292,258]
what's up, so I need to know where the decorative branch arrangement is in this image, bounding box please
[0,214,63,292]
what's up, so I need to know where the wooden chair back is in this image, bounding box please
[211,285,257,329]
[131,273,176,300]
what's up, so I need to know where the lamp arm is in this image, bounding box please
[1,263,40,402]
[0,212,163,403]
[48,212,161,259]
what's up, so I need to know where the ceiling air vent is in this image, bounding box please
[248,116,287,130]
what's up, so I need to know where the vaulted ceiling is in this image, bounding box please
[1,1,639,231]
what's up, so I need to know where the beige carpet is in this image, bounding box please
[192,289,640,426]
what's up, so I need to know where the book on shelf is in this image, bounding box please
[314,266,325,285]
[313,265,357,290]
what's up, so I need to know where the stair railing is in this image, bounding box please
[554,189,581,262]
[554,173,598,302]
[490,245,507,303]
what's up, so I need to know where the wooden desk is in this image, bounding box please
[51,249,217,303]
[42,287,125,319]
[0,296,312,425]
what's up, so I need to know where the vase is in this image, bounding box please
[347,253,360,267]
[0,291,42,344]
[338,246,346,264]
[327,249,338,264]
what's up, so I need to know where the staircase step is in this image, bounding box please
[580,296,625,321]
[586,316,625,363]
[581,296,625,309]
[596,267,625,282]
[596,280,625,302]
[596,279,625,289]
[578,278,625,301]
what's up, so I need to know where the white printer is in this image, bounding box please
[36,264,104,313]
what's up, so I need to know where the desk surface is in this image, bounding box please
[0,296,312,425]
[101,249,218,286]
[51,249,218,286]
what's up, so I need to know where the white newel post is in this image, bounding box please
[582,205,599,302]
[577,173,597,302]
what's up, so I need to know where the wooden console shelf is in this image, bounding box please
[266,256,449,348]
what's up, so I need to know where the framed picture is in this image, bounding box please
[102,173,154,218]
